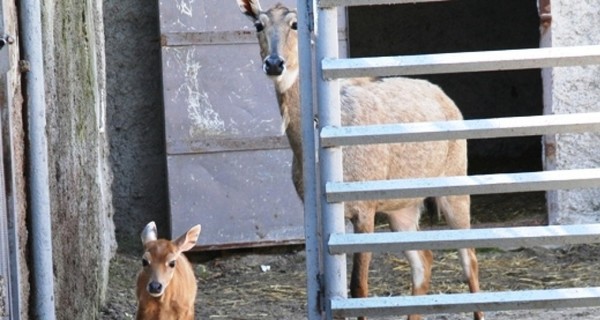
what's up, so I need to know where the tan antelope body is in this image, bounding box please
[136,222,201,320]
[237,1,483,319]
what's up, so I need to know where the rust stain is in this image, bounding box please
[539,0,552,31]
[544,140,556,161]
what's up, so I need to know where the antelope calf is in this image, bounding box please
[237,1,484,319]
[135,221,201,320]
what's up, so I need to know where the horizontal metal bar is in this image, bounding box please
[160,31,257,46]
[160,30,348,47]
[319,0,448,7]
[329,224,600,254]
[326,168,600,202]
[166,135,290,155]
[322,45,600,79]
[321,112,600,147]
[331,287,600,318]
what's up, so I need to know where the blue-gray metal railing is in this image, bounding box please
[314,4,347,319]
[297,0,322,318]
[301,0,600,319]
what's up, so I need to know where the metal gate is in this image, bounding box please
[298,0,600,319]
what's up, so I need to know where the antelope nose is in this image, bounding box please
[148,281,162,294]
[264,56,285,76]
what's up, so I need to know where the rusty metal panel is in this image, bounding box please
[159,0,332,250]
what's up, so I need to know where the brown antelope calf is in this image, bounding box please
[135,221,201,320]
[237,1,484,319]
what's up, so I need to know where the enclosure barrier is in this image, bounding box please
[299,0,600,319]
[331,287,600,318]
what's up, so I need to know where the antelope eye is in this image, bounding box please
[142,258,149,267]
[254,22,264,32]
[290,21,297,30]
[168,260,176,268]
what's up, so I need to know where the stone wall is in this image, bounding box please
[542,0,600,224]
[41,0,115,318]
[103,0,169,253]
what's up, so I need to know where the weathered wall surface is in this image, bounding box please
[41,0,116,318]
[2,0,28,318]
[543,0,600,224]
[103,0,169,252]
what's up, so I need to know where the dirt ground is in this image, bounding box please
[99,192,600,319]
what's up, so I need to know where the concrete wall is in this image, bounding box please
[103,0,169,252]
[543,0,600,224]
[41,0,115,318]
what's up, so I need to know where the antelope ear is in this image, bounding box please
[237,0,261,21]
[174,224,202,253]
[141,221,158,245]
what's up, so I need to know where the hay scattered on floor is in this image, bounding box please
[370,244,600,297]
[101,242,600,320]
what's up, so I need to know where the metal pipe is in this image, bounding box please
[297,1,322,319]
[315,5,347,319]
[19,0,57,318]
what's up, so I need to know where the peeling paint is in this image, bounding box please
[172,48,229,137]
[175,0,194,17]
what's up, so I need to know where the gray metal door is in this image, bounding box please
[158,0,346,249]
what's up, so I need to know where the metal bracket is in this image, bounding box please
[0,34,13,74]
[0,34,14,50]
[539,0,552,30]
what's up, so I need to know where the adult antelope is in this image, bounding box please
[136,221,202,320]
[237,1,484,319]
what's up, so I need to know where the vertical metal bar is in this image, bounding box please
[316,4,347,319]
[3,76,22,320]
[0,109,12,320]
[19,0,57,318]
[0,3,14,318]
[297,0,323,319]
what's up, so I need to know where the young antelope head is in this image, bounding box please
[139,221,202,297]
[238,0,299,91]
